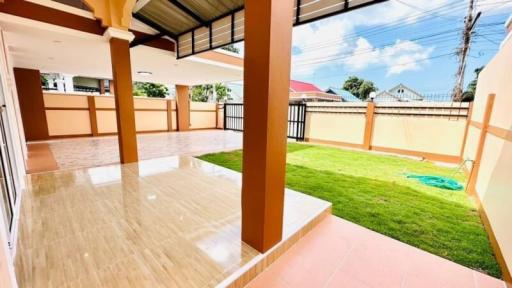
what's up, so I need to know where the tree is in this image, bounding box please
[41,75,49,88]
[343,76,377,101]
[213,83,231,102]
[191,85,211,102]
[461,66,484,102]
[221,45,240,54]
[191,83,232,102]
[132,82,169,98]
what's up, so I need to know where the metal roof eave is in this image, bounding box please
[133,0,389,59]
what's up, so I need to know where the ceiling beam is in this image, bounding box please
[132,13,177,40]
[168,0,206,26]
[133,0,152,13]
[130,32,165,48]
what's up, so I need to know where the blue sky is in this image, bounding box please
[232,0,512,95]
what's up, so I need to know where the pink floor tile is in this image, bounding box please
[326,271,372,288]
[246,216,506,288]
[474,271,507,288]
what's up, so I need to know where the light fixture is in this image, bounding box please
[137,71,152,76]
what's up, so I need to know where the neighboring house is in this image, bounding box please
[42,73,113,94]
[374,83,424,102]
[325,87,361,102]
[289,80,342,103]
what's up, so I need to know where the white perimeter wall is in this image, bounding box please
[463,35,512,274]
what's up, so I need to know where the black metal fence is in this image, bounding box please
[223,103,306,141]
[224,103,244,132]
[288,104,307,140]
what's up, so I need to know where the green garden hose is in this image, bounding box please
[407,175,463,191]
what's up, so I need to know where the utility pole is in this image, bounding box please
[452,0,481,102]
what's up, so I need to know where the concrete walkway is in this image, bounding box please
[247,215,506,288]
[27,130,242,172]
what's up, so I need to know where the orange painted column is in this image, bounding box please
[106,29,138,163]
[87,96,99,136]
[167,100,174,132]
[363,102,376,150]
[175,85,190,131]
[467,94,495,195]
[13,68,49,141]
[459,102,474,158]
[99,79,106,95]
[242,0,294,253]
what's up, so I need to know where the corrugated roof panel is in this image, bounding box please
[138,0,199,34]
[299,0,345,23]
[211,16,232,48]
[178,32,192,56]
[233,10,244,42]
[193,26,210,52]
[179,0,243,21]
[136,0,387,58]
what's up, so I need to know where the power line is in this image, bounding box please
[291,28,503,68]
[292,52,458,82]
[452,0,480,101]
[295,0,470,51]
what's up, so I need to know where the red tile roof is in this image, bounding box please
[290,80,322,92]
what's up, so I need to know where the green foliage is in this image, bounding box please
[221,45,240,54]
[199,143,501,278]
[41,75,49,88]
[191,83,232,102]
[343,76,377,100]
[132,82,169,98]
[462,66,484,102]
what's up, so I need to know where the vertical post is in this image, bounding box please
[363,102,376,150]
[223,104,227,130]
[459,102,474,158]
[467,94,495,195]
[167,100,174,132]
[13,68,49,141]
[215,103,219,129]
[242,0,294,253]
[110,80,115,95]
[175,85,190,131]
[99,79,106,95]
[106,28,138,163]
[87,96,99,136]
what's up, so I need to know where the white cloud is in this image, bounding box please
[289,0,454,78]
[291,19,354,77]
[342,38,379,70]
[344,38,435,75]
[346,0,453,26]
[228,0,511,78]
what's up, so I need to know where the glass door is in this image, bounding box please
[0,72,17,246]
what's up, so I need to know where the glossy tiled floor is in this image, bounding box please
[247,216,506,288]
[15,156,330,288]
[28,130,243,172]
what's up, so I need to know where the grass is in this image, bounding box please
[198,143,502,278]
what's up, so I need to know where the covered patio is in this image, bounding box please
[27,130,243,172]
[15,155,331,287]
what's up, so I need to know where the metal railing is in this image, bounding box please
[223,103,307,141]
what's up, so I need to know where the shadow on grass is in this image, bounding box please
[285,163,501,278]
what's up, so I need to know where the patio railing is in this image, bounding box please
[223,103,307,141]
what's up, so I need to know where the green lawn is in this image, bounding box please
[198,143,501,278]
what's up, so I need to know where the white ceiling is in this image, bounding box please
[0,13,243,86]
